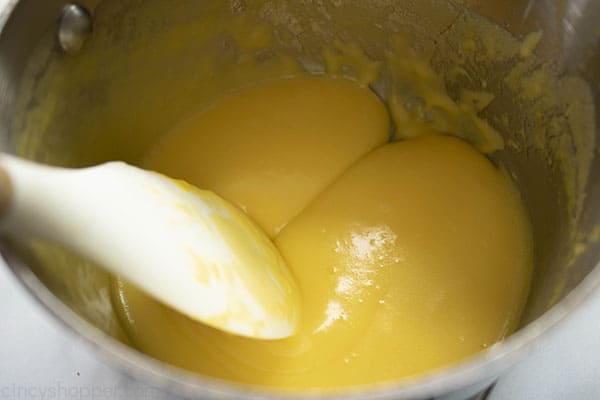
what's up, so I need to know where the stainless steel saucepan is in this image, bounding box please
[0,1,598,399]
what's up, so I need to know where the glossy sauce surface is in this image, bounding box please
[144,76,390,237]
[114,76,533,389]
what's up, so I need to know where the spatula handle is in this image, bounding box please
[0,154,74,239]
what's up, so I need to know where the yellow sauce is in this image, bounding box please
[144,76,390,237]
[113,75,533,389]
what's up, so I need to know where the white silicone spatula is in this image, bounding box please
[0,154,300,339]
